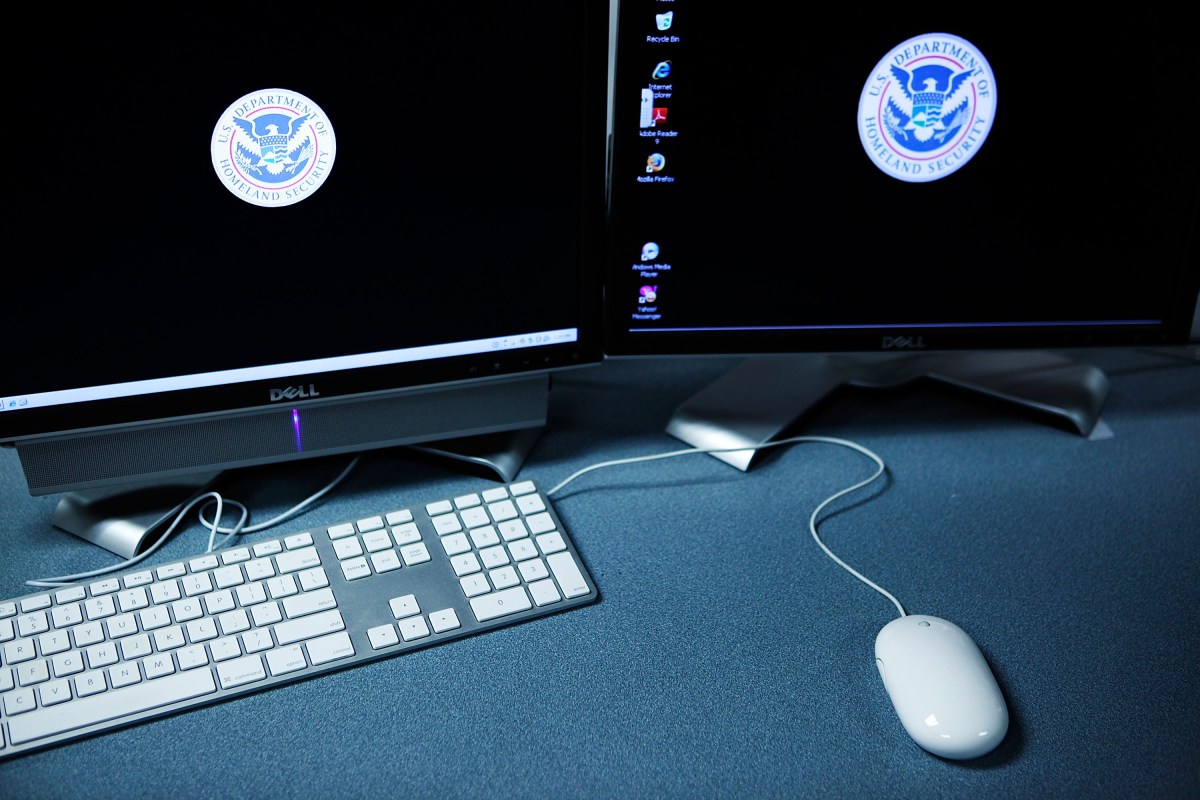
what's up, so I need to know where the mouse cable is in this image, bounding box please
[25,456,362,589]
[545,435,907,618]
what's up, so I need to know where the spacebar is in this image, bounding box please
[8,669,218,746]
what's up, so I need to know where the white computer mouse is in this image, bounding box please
[874,614,1008,760]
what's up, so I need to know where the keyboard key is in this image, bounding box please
[252,540,283,558]
[385,509,413,525]
[39,679,72,707]
[453,494,481,509]
[54,587,86,605]
[327,523,356,540]
[190,555,220,572]
[528,579,562,607]
[547,553,590,599]
[509,481,536,496]
[488,499,518,522]
[391,523,422,546]
[222,548,252,565]
[17,612,49,637]
[398,617,430,642]
[400,543,431,566]
[307,631,355,665]
[297,567,329,592]
[217,655,266,689]
[429,609,461,633]
[389,595,420,619]
[470,586,532,622]
[90,580,121,596]
[425,500,453,516]
[340,557,372,581]
[536,532,567,555]
[123,571,154,589]
[74,621,106,646]
[276,547,321,574]
[368,625,400,650]
[266,645,306,676]
[370,550,402,573]
[274,610,345,646]
[155,564,186,580]
[282,588,337,619]
[284,533,314,550]
[4,688,38,716]
[357,516,385,533]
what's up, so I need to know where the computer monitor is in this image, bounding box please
[0,4,610,549]
[605,5,1200,467]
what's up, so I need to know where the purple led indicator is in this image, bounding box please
[292,409,303,452]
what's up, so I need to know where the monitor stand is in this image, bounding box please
[666,351,1110,471]
[51,472,225,560]
[51,428,544,559]
[405,426,543,484]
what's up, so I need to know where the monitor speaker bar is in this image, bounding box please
[16,376,550,495]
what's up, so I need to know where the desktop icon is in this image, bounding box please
[641,242,660,261]
[639,286,658,303]
[646,153,666,173]
[640,88,655,128]
[652,107,668,126]
[652,60,672,80]
[656,12,674,30]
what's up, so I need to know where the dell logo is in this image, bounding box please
[881,336,926,350]
[270,385,320,402]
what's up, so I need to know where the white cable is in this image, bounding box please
[197,456,360,536]
[547,435,907,618]
[26,456,361,589]
[27,491,229,588]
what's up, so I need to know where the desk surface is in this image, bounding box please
[2,348,1198,799]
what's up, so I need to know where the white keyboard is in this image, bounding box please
[0,480,597,759]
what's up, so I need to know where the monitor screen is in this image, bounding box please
[1,4,610,495]
[605,6,1200,355]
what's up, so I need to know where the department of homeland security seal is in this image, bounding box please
[857,33,995,183]
[210,88,337,207]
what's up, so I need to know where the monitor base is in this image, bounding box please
[666,351,1111,471]
[406,426,543,484]
[51,473,224,560]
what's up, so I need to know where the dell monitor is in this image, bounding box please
[605,5,1200,466]
[0,4,611,551]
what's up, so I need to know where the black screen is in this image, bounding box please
[606,5,1199,354]
[2,5,608,439]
